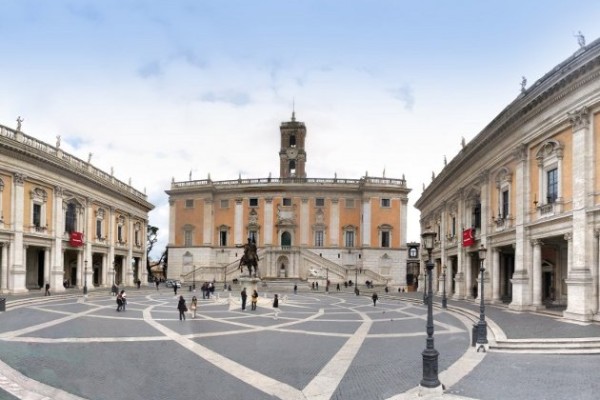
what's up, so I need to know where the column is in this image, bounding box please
[453,193,465,299]
[44,248,50,286]
[264,198,273,246]
[400,198,408,246]
[362,198,371,246]
[300,198,309,246]
[0,243,8,292]
[330,198,339,247]
[203,199,213,245]
[234,198,243,245]
[595,230,600,320]
[510,144,531,311]
[564,107,594,321]
[492,248,501,303]
[168,199,176,246]
[465,253,472,298]
[52,186,65,292]
[10,173,27,292]
[126,216,134,286]
[532,239,543,308]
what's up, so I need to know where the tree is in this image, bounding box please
[147,225,159,280]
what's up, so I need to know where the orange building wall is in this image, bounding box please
[370,197,400,248]
[0,173,12,225]
[595,112,600,204]
[339,196,361,246]
[213,197,236,245]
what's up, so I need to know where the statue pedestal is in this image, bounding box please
[239,276,261,293]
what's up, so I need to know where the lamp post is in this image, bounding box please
[476,244,488,349]
[83,260,88,296]
[326,267,329,292]
[442,265,447,309]
[193,265,196,292]
[420,229,440,389]
[112,261,116,285]
[354,267,358,295]
[422,267,427,304]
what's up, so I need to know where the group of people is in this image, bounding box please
[240,288,279,315]
[116,290,127,312]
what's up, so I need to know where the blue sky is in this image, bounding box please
[1,1,599,257]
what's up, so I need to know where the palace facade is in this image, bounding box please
[166,113,411,287]
[415,38,600,321]
[0,124,154,294]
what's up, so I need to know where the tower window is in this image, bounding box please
[315,198,325,207]
[290,135,296,147]
[381,198,391,208]
[249,198,259,207]
[185,199,194,208]
[289,160,296,176]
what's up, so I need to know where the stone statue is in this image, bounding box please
[238,238,259,277]
[110,166,114,176]
[520,76,527,93]
[461,137,466,149]
[575,31,586,48]
[88,152,93,163]
[56,135,61,148]
[189,170,192,181]
[443,155,447,166]
[16,116,23,131]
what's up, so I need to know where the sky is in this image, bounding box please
[1,0,599,258]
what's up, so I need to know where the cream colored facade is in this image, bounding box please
[0,124,154,294]
[166,114,411,287]
[415,38,600,321]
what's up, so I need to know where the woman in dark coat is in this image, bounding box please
[177,295,187,320]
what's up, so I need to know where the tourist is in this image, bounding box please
[173,282,178,296]
[44,282,51,296]
[251,290,258,310]
[177,295,187,320]
[120,290,127,311]
[336,283,340,292]
[190,296,198,318]
[273,294,279,320]
[293,284,297,294]
[372,292,378,306]
[116,291,123,312]
[241,287,247,311]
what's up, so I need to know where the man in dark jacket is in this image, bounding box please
[241,288,247,311]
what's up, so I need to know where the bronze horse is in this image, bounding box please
[239,241,259,277]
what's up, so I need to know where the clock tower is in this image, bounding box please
[279,111,307,178]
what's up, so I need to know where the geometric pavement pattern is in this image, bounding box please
[0,291,472,400]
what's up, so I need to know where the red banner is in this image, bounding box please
[462,228,474,247]
[70,232,84,247]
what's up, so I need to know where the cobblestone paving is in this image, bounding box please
[0,291,468,400]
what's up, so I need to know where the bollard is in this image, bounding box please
[0,298,5,312]
[472,324,478,347]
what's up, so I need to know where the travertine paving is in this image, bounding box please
[0,291,472,400]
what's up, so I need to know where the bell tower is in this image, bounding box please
[279,111,307,178]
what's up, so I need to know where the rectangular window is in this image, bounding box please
[283,198,292,206]
[451,217,456,237]
[381,231,390,248]
[117,226,123,242]
[547,168,558,203]
[249,230,257,243]
[135,230,140,246]
[315,198,325,207]
[185,199,194,208]
[381,198,391,208]
[473,203,481,229]
[502,190,509,218]
[219,230,228,246]
[33,204,41,227]
[220,199,229,208]
[315,230,324,247]
[184,230,192,247]
[96,220,102,238]
[345,198,355,208]
[249,198,259,207]
[345,231,355,247]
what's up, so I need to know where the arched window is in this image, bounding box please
[65,203,77,233]
[281,231,292,247]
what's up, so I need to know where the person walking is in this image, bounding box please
[273,293,279,320]
[293,284,297,294]
[177,295,187,321]
[372,292,378,306]
[116,291,124,312]
[241,288,248,311]
[120,290,127,311]
[155,278,159,291]
[44,282,51,296]
[251,290,258,311]
[336,283,340,292]
[190,296,198,318]
[174,282,178,296]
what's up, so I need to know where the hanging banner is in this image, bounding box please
[462,228,474,247]
[70,232,84,247]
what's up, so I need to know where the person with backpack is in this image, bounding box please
[177,295,187,321]
[116,292,124,312]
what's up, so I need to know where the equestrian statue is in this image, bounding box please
[238,238,259,277]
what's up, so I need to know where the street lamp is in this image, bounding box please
[354,267,358,295]
[420,229,440,389]
[476,244,488,350]
[193,265,196,292]
[442,265,447,309]
[112,261,116,285]
[83,260,88,296]
[326,267,329,292]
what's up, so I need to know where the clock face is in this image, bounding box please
[286,148,298,158]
